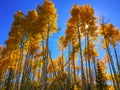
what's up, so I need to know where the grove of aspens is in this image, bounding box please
[0,0,120,90]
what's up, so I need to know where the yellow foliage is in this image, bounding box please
[58,36,68,51]
[74,85,78,90]
[83,40,98,59]
[37,0,58,36]
[99,23,120,48]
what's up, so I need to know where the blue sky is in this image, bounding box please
[0,0,120,59]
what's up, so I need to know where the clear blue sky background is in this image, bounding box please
[0,0,120,59]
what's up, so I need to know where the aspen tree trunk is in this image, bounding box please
[42,23,50,90]
[106,53,117,90]
[77,25,86,90]
[101,22,120,89]
[21,54,31,90]
[107,47,120,90]
[20,39,31,90]
[48,49,62,90]
[26,55,34,90]
[85,36,89,90]
[67,43,71,90]
[61,48,64,72]
[93,58,99,90]
[6,69,12,90]
[72,44,76,86]
[113,46,120,87]
[113,46,120,74]
[42,38,46,90]
[15,41,24,90]
[6,69,13,90]
[61,48,65,89]
[86,29,93,90]
[93,59,97,82]
[73,53,76,86]
[6,54,14,90]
